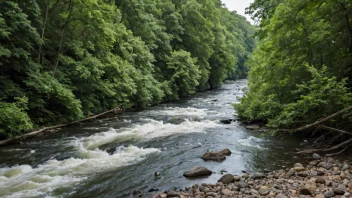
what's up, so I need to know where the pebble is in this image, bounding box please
[324,190,335,198]
[152,157,352,198]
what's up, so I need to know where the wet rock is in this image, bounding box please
[201,152,226,161]
[242,173,249,179]
[148,188,159,192]
[154,172,161,177]
[167,117,186,125]
[252,172,266,180]
[218,174,235,184]
[323,190,335,198]
[220,119,233,124]
[219,149,232,156]
[133,190,142,196]
[183,167,212,177]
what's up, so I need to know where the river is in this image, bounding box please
[0,80,303,198]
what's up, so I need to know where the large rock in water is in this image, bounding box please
[218,174,235,184]
[219,149,232,156]
[201,152,226,161]
[183,167,212,177]
[167,117,186,125]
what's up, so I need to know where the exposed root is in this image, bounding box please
[325,145,352,157]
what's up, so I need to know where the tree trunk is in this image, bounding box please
[53,0,73,76]
[38,0,50,64]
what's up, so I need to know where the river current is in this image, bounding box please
[0,80,303,198]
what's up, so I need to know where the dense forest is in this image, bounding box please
[0,0,255,138]
[236,0,352,130]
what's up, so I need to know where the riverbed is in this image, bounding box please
[0,80,303,198]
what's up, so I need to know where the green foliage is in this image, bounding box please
[236,0,352,128]
[268,66,352,128]
[0,0,254,137]
[0,98,32,137]
[166,50,200,100]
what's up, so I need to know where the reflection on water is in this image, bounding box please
[0,80,304,198]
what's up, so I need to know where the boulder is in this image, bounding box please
[218,174,235,184]
[201,152,226,161]
[167,117,186,125]
[252,172,266,180]
[220,119,233,124]
[219,149,232,156]
[183,167,212,177]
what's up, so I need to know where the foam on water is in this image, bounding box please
[77,119,221,149]
[0,145,160,197]
[237,136,265,149]
[0,115,220,197]
[148,107,209,117]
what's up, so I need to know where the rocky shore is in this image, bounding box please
[152,156,352,198]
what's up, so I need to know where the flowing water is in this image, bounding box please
[0,80,304,198]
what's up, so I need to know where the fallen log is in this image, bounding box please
[319,125,352,136]
[0,107,123,147]
[295,106,352,132]
[297,138,352,154]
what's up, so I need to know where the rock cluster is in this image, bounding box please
[153,157,352,198]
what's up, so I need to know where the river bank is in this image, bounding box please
[152,157,352,198]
